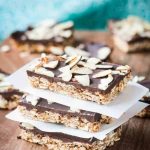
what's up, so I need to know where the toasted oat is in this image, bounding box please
[50,47,64,55]
[74,75,90,86]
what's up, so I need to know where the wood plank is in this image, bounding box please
[0,31,150,150]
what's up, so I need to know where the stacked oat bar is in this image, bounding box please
[6,53,148,150]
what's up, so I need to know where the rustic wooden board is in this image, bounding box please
[0,32,150,150]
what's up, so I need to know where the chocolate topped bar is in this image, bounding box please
[27,54,131,104]
[11,21,74,44]
[19,123,121,149]
[19,94,102,122]
[10,20,74,54]
[109,16,150,52]
[0,69,23,109]
[18,94,111,132]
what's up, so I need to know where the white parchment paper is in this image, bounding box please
[6,101,148,140]
[6,59,148,118]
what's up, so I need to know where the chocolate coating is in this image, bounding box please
[27,61,129,95]
[19,96,102,122]
[0,89,23,101]
[20,125,98,144]
[139,80,150,103]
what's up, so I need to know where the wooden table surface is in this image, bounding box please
[0,32,150,150]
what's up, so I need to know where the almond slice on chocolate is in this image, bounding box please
[71,66,93,75]
[59,72,72,82]
[50,46,64,55]
[116,65,130,71]
[98,75,113,90]
[26,94,39,106]
[68,56,82,68]
[87,57,101,65]
[96,64,113,69]
[74,75,90,86]
[43,60,59,69]
[92,69,112,78]
[58,66,72,81]
[98,84,108,90]
[101,74,113,85]
[98,47,111,60]
[65,46,90,57]
[35,67,54,77]
[78,61,97,70]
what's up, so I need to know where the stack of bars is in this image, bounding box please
[6,54,149,150]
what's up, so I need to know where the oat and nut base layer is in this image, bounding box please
[18,105,111,132]
[137,106,150,117]
[27,55,131,105]
[18,94,111,132]
[0,89,23,110]
[19,125,121,150]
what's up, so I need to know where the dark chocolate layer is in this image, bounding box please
[19,96,102,122]
[0,89,23,101]
[11,23,73,45]
[139,80,150,103]
[27,61,129,95]
[20,125,98,144]
[75,41,111,60]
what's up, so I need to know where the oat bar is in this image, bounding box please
[18,123,121,150]
[10,20,74,54]
[137,80,150,117]
[27,54,131,104]
[18,94,111,132]
[109,16,150,52]
[0,70,23,109]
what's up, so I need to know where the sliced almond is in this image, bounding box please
[98,84,108,90]
[43,60,59,69]
[74,75,90,86]
[59,65,70,72]
[98,75,113,90]
[58,71,72,82]
[69,56,82,68]
[65,46,90,57]
[92,70,112,78]
[75,48,90,57]
[78,61,96,70]
[71,66,93,75]
[65,55,76,64]
[51,46,64,55]
[87,57,101,65]
[58,66,72,81]
[100,74,113,85]
[98,47,111,60]
[96,64,113,69]
[60,30,72,38]
[112,70,121,74]
[26,94,39,106]
[116,65,130,71]
[35,67,54,77]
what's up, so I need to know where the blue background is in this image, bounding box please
[0,0,150,40]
